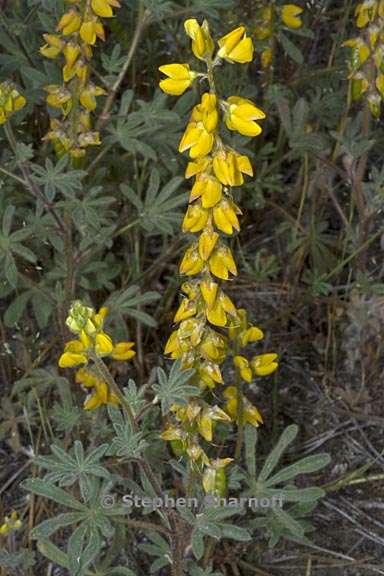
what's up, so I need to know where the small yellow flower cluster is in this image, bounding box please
[253,3,303,68]
[40,0,120,157]
[59,301,135,409]
[159,19,278,494]
[0,81,26,125]
[0,511,21,536]
[75,367,120,409]
[344,0,384,117]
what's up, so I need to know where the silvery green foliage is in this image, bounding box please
[241,425,330,547]
[153,359,199,414]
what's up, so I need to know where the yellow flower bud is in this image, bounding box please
[198,229,219,260]
[184,18,214,61]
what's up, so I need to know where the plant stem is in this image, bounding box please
[3,123,66,235]
[96,0,150,131]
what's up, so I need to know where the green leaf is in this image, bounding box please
[4,291,31,326]
[258,425,298,483]
[153,360,199,414]
[37,540,69,568]
[220,524,251,542]
[271,506,305,539]
[31,513,85,540]
[191,529,205,560]
[279,32,304,64]
[21,479,86,511]
[68,523,87,575]
[265,453,331,486]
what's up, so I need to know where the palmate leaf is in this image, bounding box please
[153,360,199,414]
[241,425,330,547]
[30,156,86,201]
[105,285,160,328]
[121,168,186,235]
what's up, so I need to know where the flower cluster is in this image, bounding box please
[59,301,135,409]
[344,0,384,117]
[159,19,278,495]
[0,511,21,536]
[0,81,26,125]
[40,0,120,157]
[253,3,304,69]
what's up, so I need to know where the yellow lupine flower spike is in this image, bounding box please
[158,18,277,490]
[281,4,303,29]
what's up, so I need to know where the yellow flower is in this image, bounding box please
[80,84,107,111]
[111,341,136,360]
[179,244,205,276]
[174,298,197,323]
[95,332,113,356]
[223,386,263,427]
[179,94,218,158]
[198,406,231,441]
[63,42,81,81]
[182,203,209,232]
[206,290,236,327]
[40,34,63,58]
[198,229,219,261]
[281,4,303,29]
[343,38,370,70]
[0,512,21,536]
[240,326,264,347]
[212,199,241,235]
[213,149,253,186]
[251,353,279,376]
[208,245,237,280]
[202,458,233,494]
[91,0,121,18]
[159,63,198,96]
[80,20,105,45]
[224,96,266,137]
[190,173,222,208]
[59,340,88,368]
[261,46,273,69]
[84,379,119,409]
[0,81,26,125]
[217,26,254,64]
[355,1,377,27]
[234,355,253,383]
[57,9,82,35]
[184,19,214,61]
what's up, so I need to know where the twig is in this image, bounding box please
[96,2,151,131]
